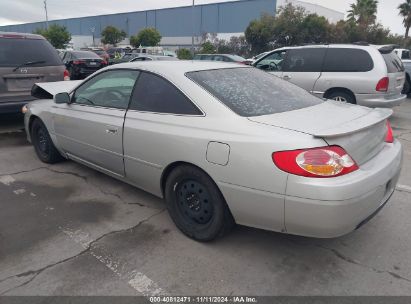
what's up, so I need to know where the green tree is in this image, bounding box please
[130,27,162,47]
[101,26,126,46]
[177,48,193,59]
[245,14,276,54]
[399,0,411,38]
[300,14,331,44]
[199,41,216,53]
[34,24,71,49]
[347,0,379,29]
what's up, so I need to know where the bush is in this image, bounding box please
[177,48,193,60]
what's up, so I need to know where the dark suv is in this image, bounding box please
[0,32,66,114]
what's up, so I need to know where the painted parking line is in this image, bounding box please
[61,227,165,296]
[396,184,411,193]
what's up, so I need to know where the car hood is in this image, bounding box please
[31,80,82,99]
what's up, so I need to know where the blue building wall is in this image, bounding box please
[0,0,276,37]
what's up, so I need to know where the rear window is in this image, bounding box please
[72,51,101,59]
[186,68,324,117]
[0,37,63,67]
[323,48,374,72]
[383,52,404,73]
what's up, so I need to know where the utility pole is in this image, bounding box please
[191,0,195,56]
[44,0,49,29]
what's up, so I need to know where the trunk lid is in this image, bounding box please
[248,101,392,165]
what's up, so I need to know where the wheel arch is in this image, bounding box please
[323,87,356,102]
[160,161,230,212]
[28,114,41,139]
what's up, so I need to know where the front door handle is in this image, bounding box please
[283,75,292,80]
[105,128,118,135]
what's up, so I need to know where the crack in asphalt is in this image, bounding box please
[0,166,148,208]
[314,243,411,284]
[0,209,166,295]
[285,238,411,284]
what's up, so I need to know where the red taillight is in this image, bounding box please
[63,69,70,81]
[385,120,394,143]
[101,60,107,65]
[272,146,359,178]
[73,60,85,65]
[376,77,389,92]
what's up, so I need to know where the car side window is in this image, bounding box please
[255,51,287,71]
[129,72,202,115]
[282,48,326,72]
[72,70,140,109]
[322,48,374,72]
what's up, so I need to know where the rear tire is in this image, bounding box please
[327,91,356,104]
[31,119,64,164]
[164,165,235,241]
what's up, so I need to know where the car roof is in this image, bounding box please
[107,61,249,75]
[0,31,44,40]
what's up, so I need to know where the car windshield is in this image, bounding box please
[72,51,101,59]
[0,38,62,67]
[186,67,324,117]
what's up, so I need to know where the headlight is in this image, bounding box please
[21,104,28,114]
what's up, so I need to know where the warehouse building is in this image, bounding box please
[0,0,343,49]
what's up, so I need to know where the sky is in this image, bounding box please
[0,0,406,36]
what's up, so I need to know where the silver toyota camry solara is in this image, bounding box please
[24,61,403,241]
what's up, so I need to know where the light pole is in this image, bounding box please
[191,0,195,56]
[44,0,49,29]
[90,27,95,47]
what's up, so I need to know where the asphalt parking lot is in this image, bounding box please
[1,101,411,296]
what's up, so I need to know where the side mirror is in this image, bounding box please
[54,92,70,104]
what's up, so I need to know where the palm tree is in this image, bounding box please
[399,0,411,38]
[347,0,378,29]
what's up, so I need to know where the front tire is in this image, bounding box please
[31,119,63,164]
[164,165,235,241]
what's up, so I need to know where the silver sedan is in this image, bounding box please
[24,61,403,241]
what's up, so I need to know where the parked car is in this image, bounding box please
[244,51,269,65]
[0,31,67,114]
[61,50,108,80]
[394,48,411,94]
[110,53,139,65]
[394,48,411,61]
[193,54,247,64]
[253,44,406,107]
[90,48,110,62]
[24,61,402,241]
[106,47,131,59]
[129,55,179,62]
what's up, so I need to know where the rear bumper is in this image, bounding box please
[284,140,403,238]
[355,93,406,108]
[0,99,34,114]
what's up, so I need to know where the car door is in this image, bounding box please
[123,71,203,195]
[53,69,140,177]
[254,50,288,78]
[281,47,326,92]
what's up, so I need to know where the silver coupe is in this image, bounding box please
[24,61,403,241]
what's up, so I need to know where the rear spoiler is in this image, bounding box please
[313,108,392,138]
[31,80,82,99]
